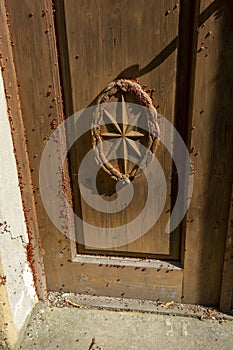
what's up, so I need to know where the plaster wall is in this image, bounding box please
[0,71,37,348]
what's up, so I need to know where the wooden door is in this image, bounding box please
[3,0,233,305]
[51,0,183,300]
[55,0,180,259]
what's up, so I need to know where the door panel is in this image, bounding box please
[5,0,233,306]
[3,0,190,302]
[9,0,233,305]
[56,0,180,258]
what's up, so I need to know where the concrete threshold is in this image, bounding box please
[47,292,233,321]
[18,293,233,350]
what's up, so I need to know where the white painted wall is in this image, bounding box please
[0,71,37,331]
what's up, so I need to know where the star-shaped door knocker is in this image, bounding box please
[92,79,160,182]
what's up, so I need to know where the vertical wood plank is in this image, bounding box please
[183,0,233,305]
[4,0,74,292]
[220,185,233,311]
[0,0,47,299]
[172,0,201,263]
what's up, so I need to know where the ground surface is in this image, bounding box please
[19,294,233,350]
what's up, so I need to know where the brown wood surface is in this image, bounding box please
[5,0,233,307]
[220,185,233,311]
[3,0,71,294]
[4,0,183,302]
[183,0,233,305]
[58,0,180,257]
[0,0,47,299]
[172,0,201,264]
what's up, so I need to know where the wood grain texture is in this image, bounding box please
[173,0,201,263]
[0,0,47,299]
[5,0,233,307]
[183,0,233,305]
[220,185,233,311]
[59,0,180,257]
[4,0,73,294]
[56,257,183,302]
[4,0,183,300]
